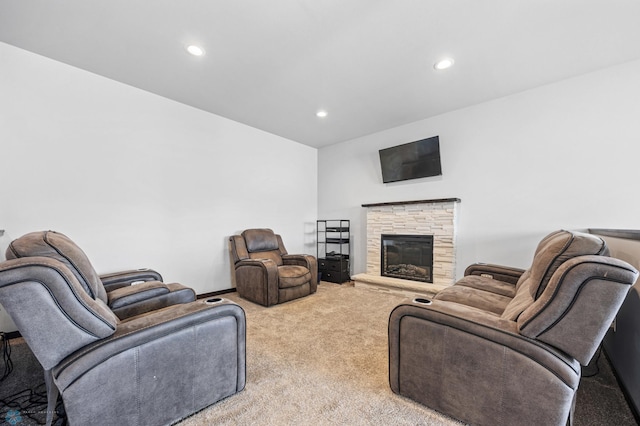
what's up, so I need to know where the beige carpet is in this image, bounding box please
[177,283,462,426]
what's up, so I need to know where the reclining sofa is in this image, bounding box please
[0,231,246,426]
[389,230,638,426]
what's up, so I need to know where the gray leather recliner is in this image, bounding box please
[229,228,317,306]
[0,254,246,425]
[6,230,196,319]
[389,230,639,426]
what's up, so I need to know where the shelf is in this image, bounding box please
[322,254,349,260]
[325,238,349,244]
[326,227,349,232]
[317,220,350,284]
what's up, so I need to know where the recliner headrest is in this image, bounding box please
[242,229,279,252]
[526,230,608,298]
[6,230,108,303]
[502,230,609,321]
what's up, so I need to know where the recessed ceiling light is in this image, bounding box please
[316,110,328,118]
[186,45,205,57]
[434,58,454,70]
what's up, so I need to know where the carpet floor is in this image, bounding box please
[0,282,637,425]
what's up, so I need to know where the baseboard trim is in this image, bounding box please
[196,288,237,299]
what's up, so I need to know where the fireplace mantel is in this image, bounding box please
[362,198,461,208]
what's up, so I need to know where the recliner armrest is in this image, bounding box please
[53,299,246,389]
[100,268,164,292]
[51,300,246,425]
[235,258,278,272]
[235,259,279,306]
[108,282,196,319]
[282,254,318,292]
[463,263,526,284]
[282,254,314,268]
[107,281,170,309]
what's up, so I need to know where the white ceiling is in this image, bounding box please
[2,1,640,148]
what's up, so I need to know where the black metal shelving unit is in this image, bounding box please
[316,220,350,284]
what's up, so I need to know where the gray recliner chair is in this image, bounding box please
[229,228,317,306]
[389,230,638,426]
[0,255,246,425]
[6,230,196,319]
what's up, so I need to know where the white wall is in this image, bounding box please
[0,43,317,330]
[319,59,640,279]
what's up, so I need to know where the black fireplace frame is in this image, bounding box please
[380,234,434,283]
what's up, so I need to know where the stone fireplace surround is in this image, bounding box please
[352,198,460,298]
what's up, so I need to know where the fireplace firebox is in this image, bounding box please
[381,234,434,283]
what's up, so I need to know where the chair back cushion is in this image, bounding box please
[241,228,284,266]
[502,230,608,320]
[0,257,118,370]
[6,230,108,303]
[517,255,637,364]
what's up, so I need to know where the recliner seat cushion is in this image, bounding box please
[433,285,512,315]
[107,281,170,309]
[278,265,311,288]
[452,274,518,298]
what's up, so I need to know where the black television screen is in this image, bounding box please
[379,136,442,183]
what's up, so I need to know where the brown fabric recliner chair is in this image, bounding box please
[229,228,317,306]
[389,230,639,426]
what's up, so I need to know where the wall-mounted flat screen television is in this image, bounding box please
[379,136,442,183]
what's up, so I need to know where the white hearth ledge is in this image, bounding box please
[352,273,447,299]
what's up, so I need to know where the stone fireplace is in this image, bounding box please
[352,198,460,298]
